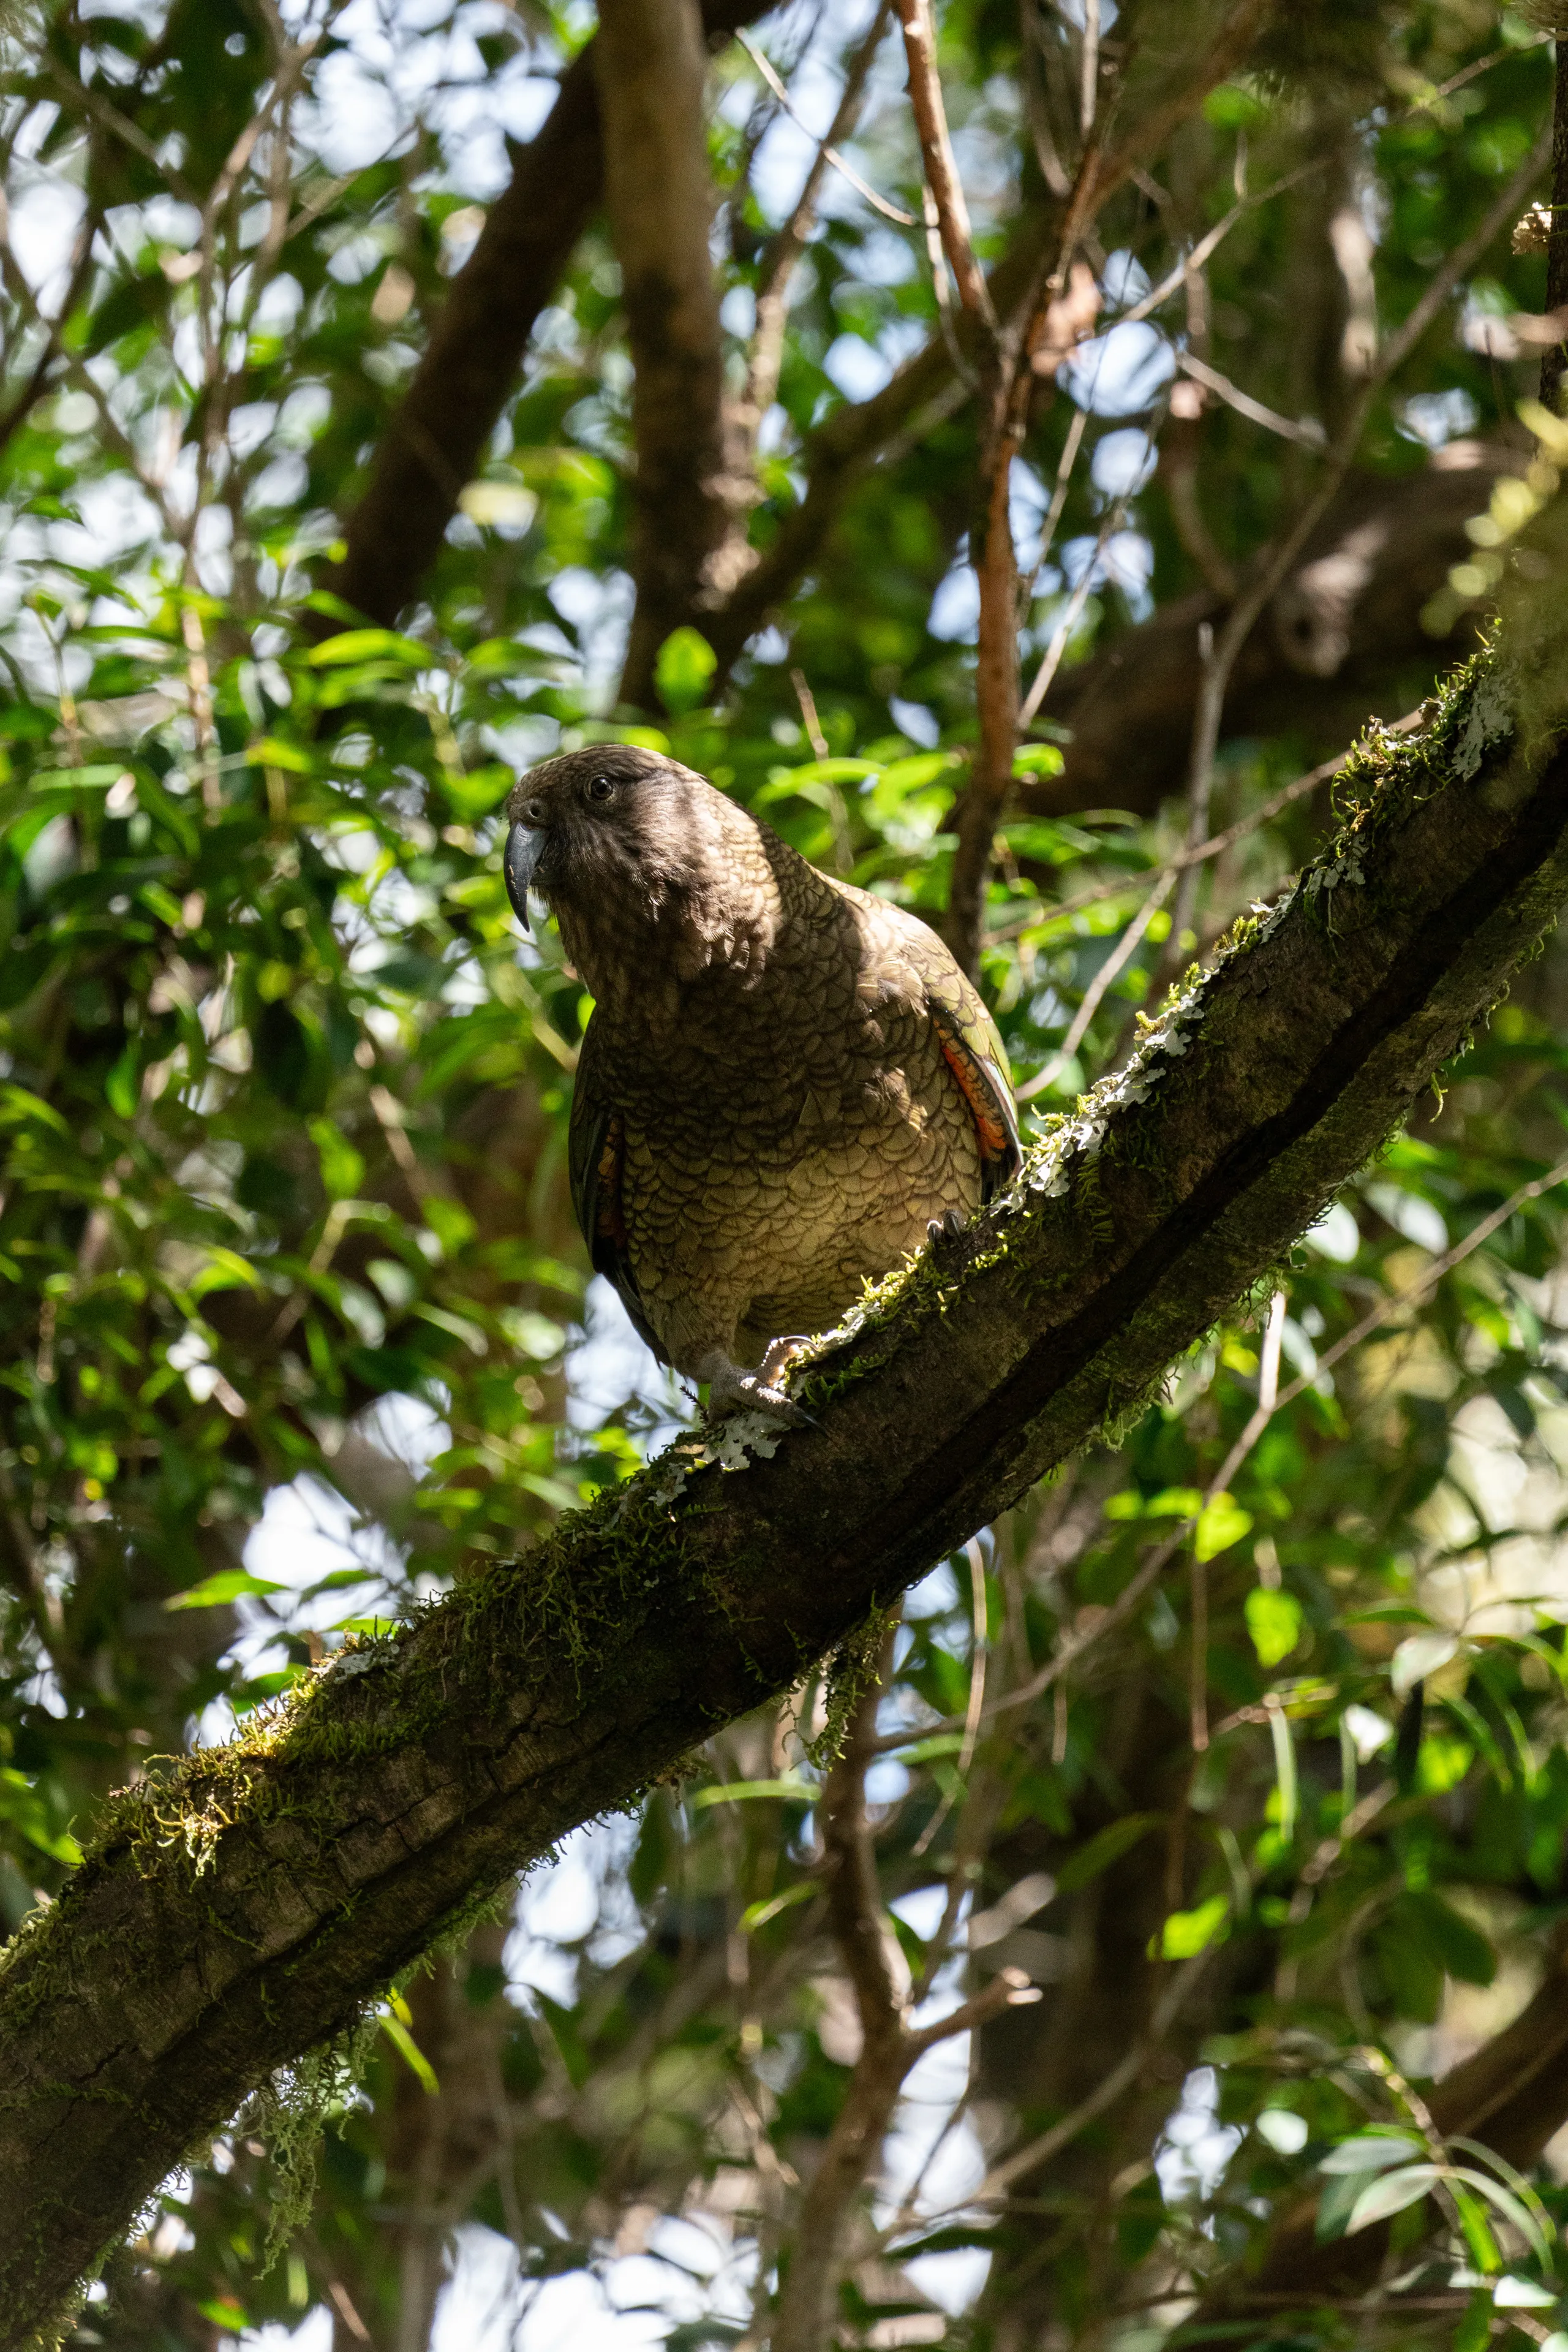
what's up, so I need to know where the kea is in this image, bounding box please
[502,746,1020,1421]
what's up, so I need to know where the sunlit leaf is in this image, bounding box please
[1345,2162,1442,2231]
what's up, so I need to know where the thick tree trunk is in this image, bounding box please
[4,641,1568,2341]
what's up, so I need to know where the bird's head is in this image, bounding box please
[503,746,696,933]
[502,746,766,993]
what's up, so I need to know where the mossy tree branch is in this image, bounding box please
[5,635,1568,2339]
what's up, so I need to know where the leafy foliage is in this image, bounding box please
[3,0,1568,2348]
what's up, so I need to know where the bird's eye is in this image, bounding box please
[587,773,614,804]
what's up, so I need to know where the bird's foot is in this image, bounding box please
[698,1340,813,1429]
[926,1206,967,1246]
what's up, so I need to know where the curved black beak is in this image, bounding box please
[503,822,545,934]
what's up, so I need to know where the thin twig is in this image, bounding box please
[1079,0,1099,138]
[1016,401,1088,612]
[790,667,830,760]
[1177,349,1327,448]
[1189,1548,1209,1753]
[1167,125,1551,950]
[737,29,915,227]
[906,1940,1221,2229]
[1015,869,1174,1100]
[892,0,996,325]
[740,10,895,451]
[910,1535,989,1859]
[990,710,1425,946]
[1018,477,1139,728]
[1116,161,1325,328]
[771,1663,1035,2352]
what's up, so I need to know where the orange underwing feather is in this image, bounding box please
[929,1002,1023,1201]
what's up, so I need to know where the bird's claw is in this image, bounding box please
[926,1206,967,1246]
[699,1340,815,1429]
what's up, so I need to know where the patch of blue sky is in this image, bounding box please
[1060,320,1175,417]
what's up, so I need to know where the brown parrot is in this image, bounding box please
[502,746,1021,1420]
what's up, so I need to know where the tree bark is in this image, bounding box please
[4,644,1568,2341]
[1540,37,1568,417]
[595,0,735,711]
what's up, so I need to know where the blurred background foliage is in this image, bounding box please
[7,0,1568,2348]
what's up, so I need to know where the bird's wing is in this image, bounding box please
[887,918,1022,1202]
[927,991,1023,1202]
[826,878,1024,1204]
[568,1021,669,1364]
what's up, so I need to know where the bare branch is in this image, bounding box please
[0,190,100,465]
[1014,871,1175,1101]
[939,0,1284,977]
[772,1667,1034,2352]
[990,716,1423,947]
[735,12,895,472]
[892,0,996,329]
[737,23,911,232]
[1177,349,1329,449]
[596,0,736,709]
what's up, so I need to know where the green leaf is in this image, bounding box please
[1320,2133,1425,2174]
[1245,1585,1303,1667]
[306,628,429,667]
[1406,1891,1496,1986]
[1449,2136,1557,2256]
[165,1570,286,1609]
[104,1040,140,1119]
[309,1115,365,1203]
[439,760,513,819]
[741,1881,816,1930]
[1194,1491,1252,1562]
[1155,1893,1229,1959]
[537,1992,592,2089]
[1268,1697,1298,1844]
[1392,1630,1460,1697]
[1011,743,1066,778]
[1449,2168,1555,2268]
[1255,2107,1309,2155]
[1345,2162,1442,2231]
[889,1733,964,1763]
[421,1196,478,1256]
[1493,2277,1558,2310]
[379,2007,439,2094]
[654,627,717,714]
[194,2300,249,2334]
[1455,2291,1496,2352]
[691,1777,816,1809]
[1055,1814,1161,1892]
